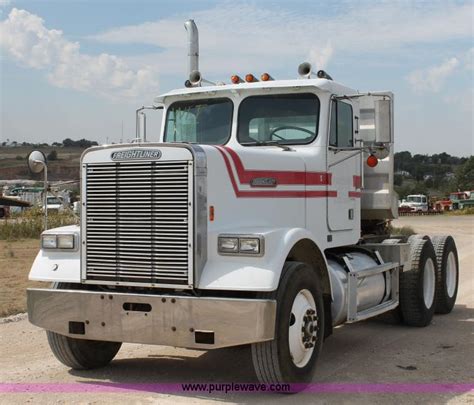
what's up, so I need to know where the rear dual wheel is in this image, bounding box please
[400,238,437,326]
[431,236,459,314]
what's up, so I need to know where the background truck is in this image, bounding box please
[26,20,459,385]
[449,191,474,210]
[399,194,429,212]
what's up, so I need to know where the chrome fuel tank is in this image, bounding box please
[328,251,387,326]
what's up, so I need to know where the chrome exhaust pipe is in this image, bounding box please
[184,20,199,77]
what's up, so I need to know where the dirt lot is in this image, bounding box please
[0,239,44,316]
[0,216,473,404]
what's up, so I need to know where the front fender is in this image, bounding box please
[197,227,325,292]
[28,225,81,283]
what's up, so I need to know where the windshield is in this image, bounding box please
[407,196,422,203]
[164,98,233,145]
[238,93,319,145]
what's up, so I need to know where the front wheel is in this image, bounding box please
[251,261,324,384]
[47,282,122,369]
[47,331,122,370]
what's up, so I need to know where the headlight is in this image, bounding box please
[41,234,75,250]
[239,238,261,254]
[57,234,75,249]
[218,236,239,253]
[218,235,264,256]
[41,235,57,249]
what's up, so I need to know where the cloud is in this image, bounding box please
[308,43,333,70]
[407,58,460,92]
[0,8,158,99]
[463,47,474,71]
[89,1,473,76]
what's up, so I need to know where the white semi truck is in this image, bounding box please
[27,20,459,384]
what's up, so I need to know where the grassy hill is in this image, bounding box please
[0,146,84,181]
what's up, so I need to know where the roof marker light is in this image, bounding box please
[260,73,273,81]
[245,74,258,83]
[231,75,243,84]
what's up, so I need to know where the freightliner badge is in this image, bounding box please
[111,149,162,161]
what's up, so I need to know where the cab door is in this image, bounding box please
[327,99,360,231]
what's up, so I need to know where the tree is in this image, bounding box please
[455,157,474,191]
[47,150,58,161]
[62,138,74,147]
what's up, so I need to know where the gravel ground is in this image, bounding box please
[0,215,473,404]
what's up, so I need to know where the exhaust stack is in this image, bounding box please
[184,20,199,76]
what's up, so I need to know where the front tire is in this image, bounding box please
[251,261,324,384]
[47,331,122,370]
[47,282,122,369]
[400,238,437,326]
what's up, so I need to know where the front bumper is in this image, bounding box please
[27,288,276,349]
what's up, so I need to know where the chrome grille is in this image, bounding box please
[84,160,192,286]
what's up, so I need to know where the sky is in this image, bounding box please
[0,0,473,156]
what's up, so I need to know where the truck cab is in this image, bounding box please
[26,20,459,386]
[399,194,429,212]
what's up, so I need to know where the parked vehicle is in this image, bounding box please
[449,191,474,210]
[27,20,459,385]
[399,194,429,212]
[42,195,65,213]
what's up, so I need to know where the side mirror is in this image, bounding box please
[27,150,47,173]
[375,99,392,144]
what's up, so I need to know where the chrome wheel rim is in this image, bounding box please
[423,258,436,308]
[288,289,317,368]
[446,251,457,298]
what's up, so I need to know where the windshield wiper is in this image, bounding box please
[240,141,294,151]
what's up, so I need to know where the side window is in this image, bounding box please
[329,100,353,148]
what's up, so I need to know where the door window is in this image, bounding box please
[329,100,353,148]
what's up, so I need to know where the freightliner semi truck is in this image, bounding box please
[26,20,459,384]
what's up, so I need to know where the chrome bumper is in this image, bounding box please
[27,288,276,349]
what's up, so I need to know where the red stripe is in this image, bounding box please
[221,146,331,186]
[353,175,362,189]
[214,147,337,198]
[348,191,361,198]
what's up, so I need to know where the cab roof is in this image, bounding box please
[154,78,358,104]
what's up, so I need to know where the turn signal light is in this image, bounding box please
[367,154,378,168]
[209,205,215,221]
[231,75,242,84]
[260,73,273,81]
[245,73,257,82]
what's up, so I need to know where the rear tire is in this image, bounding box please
[46,282,121,369]
[431,236,459,314]
[251,261,324,384]
[400,238,437,326]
